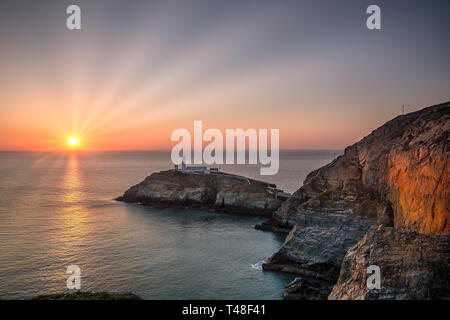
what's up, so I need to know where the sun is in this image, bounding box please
[69,137,78,145]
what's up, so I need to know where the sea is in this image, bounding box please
[0,150,341,299]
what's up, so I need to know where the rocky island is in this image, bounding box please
[117,168,290,216]
[261,101,449,299]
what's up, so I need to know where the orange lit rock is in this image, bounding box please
[272,101,449,235]
[264,101,449,299]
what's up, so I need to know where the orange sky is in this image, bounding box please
[1,1,449,151]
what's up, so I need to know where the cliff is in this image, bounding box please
[263,210,374,282]
[117,170,287,216]
[262,101,449,299]
[329,225,450,300]
[269,102,449,233]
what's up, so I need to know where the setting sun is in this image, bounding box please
[69,137,78,145]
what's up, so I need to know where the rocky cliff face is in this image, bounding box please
[263,210,374,282]
[262,101,449,299]
[271,102,449,233]
[117,170,286,216]
[283,277,333,300]
[262,150,381,284]
[329,225,450,300]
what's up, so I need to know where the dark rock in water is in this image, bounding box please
[283,277,333,300]
[329,225,450,300]
[117,170,288,216]
[31,291,141,300]
[254,218,292,233]
[263,210,374,282]
[262,101,450,299]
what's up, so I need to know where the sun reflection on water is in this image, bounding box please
[63,153,82,205]
[55,153,91,257]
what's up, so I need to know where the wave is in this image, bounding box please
[251,261,265,271]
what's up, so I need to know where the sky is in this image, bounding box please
[0,0,449,151]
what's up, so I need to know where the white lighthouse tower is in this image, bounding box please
[181,156,186,170]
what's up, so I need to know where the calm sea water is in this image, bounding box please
[0,150,341,299]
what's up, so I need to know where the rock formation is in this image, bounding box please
[263,210,374,282]
[262,101,449,299]
[117,170,287,216]
[329,225,450,300]
[283,277,333,300]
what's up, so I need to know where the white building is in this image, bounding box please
[174,158,219,174]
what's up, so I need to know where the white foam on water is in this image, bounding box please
[251,261,265,271]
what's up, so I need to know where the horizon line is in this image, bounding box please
[0,148,345,152]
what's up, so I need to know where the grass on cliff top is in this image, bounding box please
[31,291,141,300]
